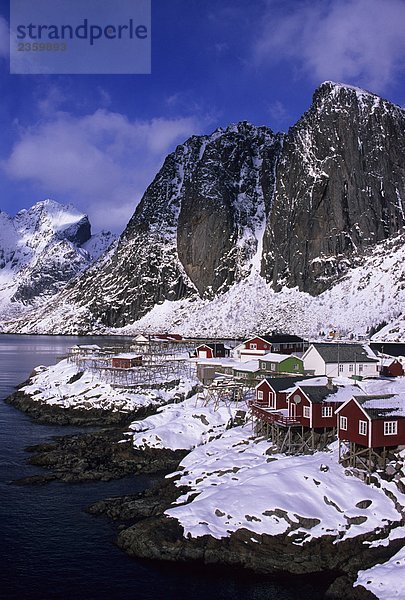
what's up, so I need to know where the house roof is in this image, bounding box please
[263,334,306,343]
[311,343,379,364]
[352,395,405,419]
[235,360,261,373]
[196,343,225,351]
[261,352,302,363]
[262,376,314,392]
[244,336,274,345]
[296,385,339,404]
[113,353,142,359]
[380,357,400,367]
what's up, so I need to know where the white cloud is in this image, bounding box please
[2,107,204,232]
[255,0,405,92]
[267,100,290,130]
[0,16,9,58]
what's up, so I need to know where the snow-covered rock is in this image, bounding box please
[165,429,404,543]
[0,199,115,319]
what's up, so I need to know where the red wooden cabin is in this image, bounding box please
[286,385,341,429]
[111,354,142,369]
[380,357,404,377]
[254,377,312,409]
[195,343,228,359]
[336,395,405,448]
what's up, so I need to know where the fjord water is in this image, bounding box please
[0,334,327,600]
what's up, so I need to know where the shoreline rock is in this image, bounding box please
[87,477,403,599]
[6,389,157,427]
[13,428,187,484]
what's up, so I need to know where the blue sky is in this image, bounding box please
[1,0,405,232]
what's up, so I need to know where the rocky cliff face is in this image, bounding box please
[0,199,115,315]
[262,82,405,293]
[59,123,281,327]
[1,82,404,333]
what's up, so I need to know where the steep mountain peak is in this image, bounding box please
[262,81,405,295]
[316,80,379,99]
[311,81,404,117]
[0,199,115,313]
[16,198,87,231]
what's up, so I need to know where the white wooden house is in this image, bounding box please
[302,343,379,378]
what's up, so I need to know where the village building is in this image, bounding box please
[250,379,365,454]
[259,352,304,375]
[111,353,143,369]
[379,356,404,377]
[195,357,238,384]
[233,360,261,382]
[69,344,101,355]
[195,343,229,359]
[336,395,405,449]
[254,376,313,409]
[262,334,309,354]
[234,336,274,362]
[286,385,341,429]
[335,394,405,473]
[302,343,380,378]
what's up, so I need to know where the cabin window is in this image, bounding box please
[384,421,397,436]
[303,406,310,419]
[322,406,333,418]
[257,391,263,400]
[359,420,367,436]
[338,364,344,373]
[264,344,268,349]
[270,363,276,371]
[359,364,363,372]
[349,364,353,372]
[340,416,347,430]
[250,343,257,349]
[293,363,299,370]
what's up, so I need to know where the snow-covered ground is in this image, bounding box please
[165,431,403,544]
[128,394,245,450]
[355,543,405,599]
[124,379,404,598]
[21,358,194,413]
[116,232,405,340]
[1,231,404,340]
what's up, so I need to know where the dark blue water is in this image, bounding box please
[0,334,329,600]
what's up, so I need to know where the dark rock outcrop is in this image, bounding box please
[13,429,187,485]
[6,389,154,427]
[56,123,280,326]
[262,82,405,293]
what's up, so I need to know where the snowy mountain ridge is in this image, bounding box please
[0,82,404,338]
[0,199,116,318]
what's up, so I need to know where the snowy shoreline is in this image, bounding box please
[6,358,405,598]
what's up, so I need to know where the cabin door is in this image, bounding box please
[290,402,296,419]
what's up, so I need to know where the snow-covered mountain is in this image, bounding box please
[0,82,404,338]
[0,199,115,319]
